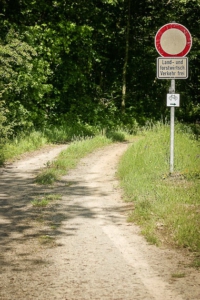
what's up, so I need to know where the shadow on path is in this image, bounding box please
[0,166,132,268]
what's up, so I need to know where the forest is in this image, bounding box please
[0,0,200,138]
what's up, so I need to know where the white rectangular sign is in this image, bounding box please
[167,94,180,107]
[157,57,188,79]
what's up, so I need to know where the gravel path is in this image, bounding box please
[0,143,199,299]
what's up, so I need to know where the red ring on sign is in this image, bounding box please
[155,23,192,57]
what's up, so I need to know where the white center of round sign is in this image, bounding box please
[160,28,186,55]
[155,23,192,57]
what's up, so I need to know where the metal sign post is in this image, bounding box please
[169,80,175,173]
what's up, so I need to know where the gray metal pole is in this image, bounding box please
[170,79,175,173]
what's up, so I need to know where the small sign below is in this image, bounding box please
[157,57,188,79]
[167,94,180,107]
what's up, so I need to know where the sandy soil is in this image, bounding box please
[0,143,199,300]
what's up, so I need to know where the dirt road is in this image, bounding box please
[0,143,199,299]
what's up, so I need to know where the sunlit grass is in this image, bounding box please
[118,122,200,252]
[1,131,48,163]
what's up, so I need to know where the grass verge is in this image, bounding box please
[118,122,200,255]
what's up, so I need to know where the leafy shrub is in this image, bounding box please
[106,131,126,142]
[0,29,52,132]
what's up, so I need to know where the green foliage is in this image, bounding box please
[0,29,52,131]
[0,101,11,142]
[0,101,12,163]
[0,0,199,133]
[106,130,126,142]
[43,122,98,144]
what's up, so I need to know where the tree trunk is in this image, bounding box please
[121,0,130,113]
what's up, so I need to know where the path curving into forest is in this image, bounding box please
[0,143,199,299]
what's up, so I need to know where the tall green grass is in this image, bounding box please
[43,123,98,143]
[118,123,200,252]
[0,123,99,165]
[0,121,131,165]
[1,131,48,163]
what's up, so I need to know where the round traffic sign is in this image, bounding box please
[155,23,192,57]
